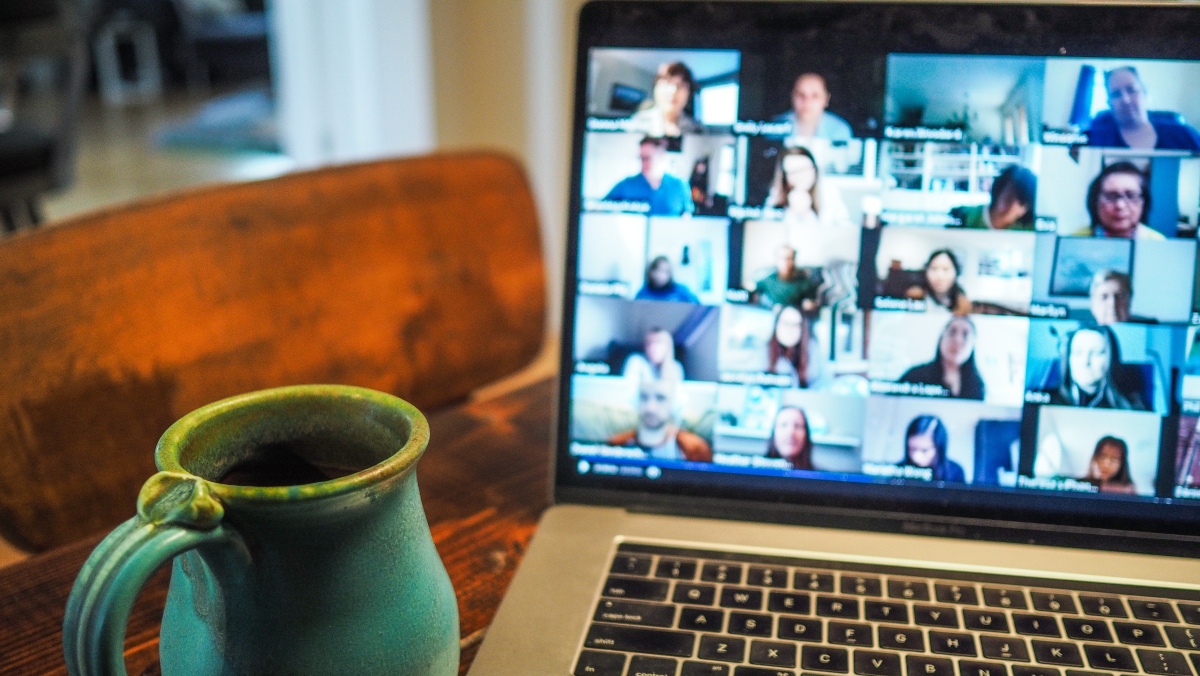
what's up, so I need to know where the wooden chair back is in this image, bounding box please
[0,152,546,551]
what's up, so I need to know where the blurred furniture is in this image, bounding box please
[0,152,546,552]
[0,377,556,675]
[973,419,1021,485]
[93,10,162,104]
[171,0,269,89]
[0,0,90,231]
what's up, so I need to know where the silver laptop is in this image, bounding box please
[470,2,1200,674]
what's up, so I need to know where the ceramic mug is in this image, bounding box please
[63,385,459,676]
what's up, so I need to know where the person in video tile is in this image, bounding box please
[767,305,824,388]
[1049,325,1148,410]
[607,377,713,462]
[765,406,814,471]
[604,136,695,216]
[900,415,965,483]
[635,256,700,303]
[628,61,702,137]
[1086,67,1200,151]
[905,249,972,315]
[1079,435,1137,495]
[752,245,819,310]
[899,315,985,400]
[1089,270,1133,325]
[622,326,685,383]
[951,165,1038,231]
[772,73,852,141]
[1070,161,1162,240]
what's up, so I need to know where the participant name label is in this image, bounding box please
[884,126,964,141]
[728,205,784,220]
[578,280,631,297]
[873,296,926,312]
[882,210,959,227]
[1042,130,1089,145]
[1175,486,1200,499]
[584,198,650,214]
[724,288,750,303]
[732,120,793,136]
[862,462,934,481]
[1029,303,1068,319]
[1024,390,1051,404]
[870,380,948,397]
[1017,475,1098,493]
[574,361,612,376]
[721,371,794,387]
[713,453,793,470]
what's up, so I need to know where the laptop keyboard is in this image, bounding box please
[572,543,1200,676]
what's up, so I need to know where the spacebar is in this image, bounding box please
[584,623,695,657]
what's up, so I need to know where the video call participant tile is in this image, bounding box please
[718,303,865,391]
[573,296,721,383]
[1174,410,1200,500]
[1022,405,1162,497]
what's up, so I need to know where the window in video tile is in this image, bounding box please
[570,374,720,464]
[860,395,1022,486]
[573,296,721,382]
[1023,405,1161,497]
[1040,58,1200,151]
[868,313,1030,407]
[711,385,867,474]
[586,48,741,135]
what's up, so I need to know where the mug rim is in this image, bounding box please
[154,384,429,505]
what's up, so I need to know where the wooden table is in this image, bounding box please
[0,378,555,676]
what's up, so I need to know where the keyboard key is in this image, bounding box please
[1128,600,1179,624]
[736,668,796,676]
[802,645,849,673]
[908,656,955,676]
[1179,604,1200,625]
[888,579,931,601]
[721,587,764,611]
[594,599,676,627]
[817,596,861,619]
[1064,671,1110,676]
[936,583,980,606]
[795,570,835,592]
[1013,614,1061,637]
[1083,645,1138,672]
[769,591,811,614]
[854,650,902,676]
[747,566,788,588]
[1135,649,1193,675]
[729,612,773,637]
[1031,593,1077,615]
[681,662,731,676]
[1063,618,1113,643]
[960,660,1010,676]
[603,576,670,601]
[963,609,1008,632]
[698,634,746,662]
[1164,626,1200,650]
[679,607,724,632]
[1012,667,1062,676]
[701,562,743,585]
[777,616,822,642]
[865,601,909,624]
[982,636,1032,662]
[1190,654,1200,676]
[916,605,961,628]
[984,588,1028,610]
[1113,621,1165,646]
[1080,596,1128,619]
[930,631,977,656]
[574,649,626,676]
[675,584,717,606]
[657,558,698,580]
[628,655,678,676]
[842,575,883,597]
[1032,641,1084,667]
[611,554,653,577]
[583,623,695,657]
[879,626,924,652]
[828,621,873,647]
[750,640,797,668]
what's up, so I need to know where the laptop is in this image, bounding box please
[469,2,1200,674]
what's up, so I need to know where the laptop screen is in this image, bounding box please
[558,1,1200,537]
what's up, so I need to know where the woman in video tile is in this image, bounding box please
[1079,435,1138,495]
[1086,67,1200,151]
[765,146,851,227]
[1049,325,1149,410]
[767,305,824,388]
[1070,161,1163,239]
[634,256,700,303]
[950,165,1037,231]
[628,61,702,138]
[764,406,815,471]
[622,326,686,383]
[904,250,972,315]
[900,415,965,483]
[898,315,985,400]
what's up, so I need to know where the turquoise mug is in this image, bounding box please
[63,385,459,675]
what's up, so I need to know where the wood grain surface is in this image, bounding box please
[0,152,545,552]
[0,377,555,676]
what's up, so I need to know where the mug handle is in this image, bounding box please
[63,472,237,676]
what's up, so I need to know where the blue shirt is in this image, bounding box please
[771,110,854,141]
[634,282,699,304]
[1086,114,1200,151]
[604,173,694,216]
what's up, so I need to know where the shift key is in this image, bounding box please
[584,623,696,656]
[602,576,670,601]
